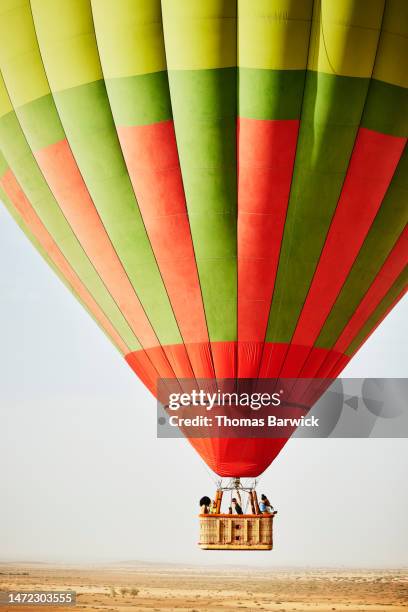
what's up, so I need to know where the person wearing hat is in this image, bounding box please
[259,494,274,513]
[200,495,211,514]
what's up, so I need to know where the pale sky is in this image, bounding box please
[0,204,407,567]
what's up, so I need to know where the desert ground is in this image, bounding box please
[0,563,407,612]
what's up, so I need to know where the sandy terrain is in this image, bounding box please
[0,563,407,612]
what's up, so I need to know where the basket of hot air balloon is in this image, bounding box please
[198,481,277,550]
[199,515,274,551]
[0,0,406,551]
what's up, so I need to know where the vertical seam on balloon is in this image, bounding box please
[251,4,315,381]
[88,0,201,384]
[27,0,182,385]
[260,2,317,378]
[296,143,406,378]
[313,142,407,348]
[273,1,388,381]
[296,139,406,382]
[296,3,395,378]
[159,1,218,380]
[311,232,408,379]
[160,1,238,468]
[294,108,402,351]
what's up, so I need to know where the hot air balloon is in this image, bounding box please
[0,0,407,550]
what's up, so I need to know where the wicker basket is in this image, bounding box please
[198,513,275,550]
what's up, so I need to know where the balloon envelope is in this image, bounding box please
[0,0,407,476]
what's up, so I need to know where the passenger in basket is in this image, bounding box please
[200,496,211,514]
[231,497,243,515]
[259,494,274,513]
[209,500,218,514]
